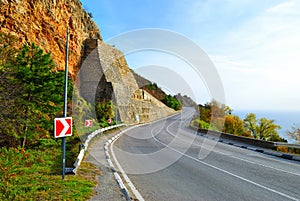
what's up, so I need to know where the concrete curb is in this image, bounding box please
[197,131,300,162]
[105,125,145,201]
[224,140,300,162]
[72,124,126,174]
[212,133,300,162]
[241,144,300,162]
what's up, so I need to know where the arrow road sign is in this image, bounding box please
[54,117,72,138]
[85,119,93,127]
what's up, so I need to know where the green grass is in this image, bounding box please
[0,139,100,201]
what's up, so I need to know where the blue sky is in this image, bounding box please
[80,0,300,111]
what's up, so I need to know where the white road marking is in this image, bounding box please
[216,151,300,177]
[165,122,300,177]
[110,109,299,201]
[110,126,145,201]
[151,120,299,201]
[108,112,183,201]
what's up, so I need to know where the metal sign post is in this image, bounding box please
[62,26,69,180]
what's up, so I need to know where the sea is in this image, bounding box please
[233,110,300,143]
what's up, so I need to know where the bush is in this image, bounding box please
[146,83,158,90]
[88,12,93,18]
[191,118,218,130]
[95,100,116,127]
[162,95,181,111]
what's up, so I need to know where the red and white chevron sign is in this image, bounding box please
[54,117,72,138]
[85,119,93,127]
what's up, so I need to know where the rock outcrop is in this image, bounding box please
[0,0,101,77]
[1,0,176,124]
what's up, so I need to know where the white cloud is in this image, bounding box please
[206,0,300,110]
[267,0,297,14]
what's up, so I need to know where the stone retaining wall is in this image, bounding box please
[80,39,175,124]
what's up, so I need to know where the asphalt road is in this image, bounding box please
[113,107,300,201]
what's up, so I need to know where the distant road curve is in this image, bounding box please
[112,107,300,201]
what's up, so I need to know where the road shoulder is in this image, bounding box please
[85,131,126,201]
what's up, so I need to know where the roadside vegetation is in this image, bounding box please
[95,100,117,127]
[191,100,286,142]
[192,101,300,157]
[287,124,300,143]
[0,144,98,200]
[143,83,182,111]
[0,33,104,200]
[162,94,181,111]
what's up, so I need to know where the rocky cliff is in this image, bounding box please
[0,0,101,77]
[1,0,176,124]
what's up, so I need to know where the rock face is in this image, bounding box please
[0,0,101,77]
[1,0,176,124]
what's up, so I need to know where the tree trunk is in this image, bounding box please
[21,92,31,148]
[21,122,28,148]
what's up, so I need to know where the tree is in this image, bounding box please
[146,82,158,91]
[0,43,67,148]
[244,113,282,141]
[243,113,257,138]
[95,100,116,127]
[223,115,250,137]
[0,33,20,147]
[199,103,211,123]
[88,12,93,18]
[286,124,300,143]
[162,95,181,111]
[198,100,231,131]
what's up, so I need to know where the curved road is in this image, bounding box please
[112,108,300,201]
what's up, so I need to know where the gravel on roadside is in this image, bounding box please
[85,131,126,201]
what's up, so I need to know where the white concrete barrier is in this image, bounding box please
[72,124,126,174]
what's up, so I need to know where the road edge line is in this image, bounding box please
[105,112,182,201]
[105,125,145,201]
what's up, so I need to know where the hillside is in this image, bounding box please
[0,0,100,78]
[132,70,167,100]
[175,93,198,107]
[1,0,178,124]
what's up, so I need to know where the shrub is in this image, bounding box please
[162,95,181,111]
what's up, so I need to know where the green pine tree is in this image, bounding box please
[0,42,70,148]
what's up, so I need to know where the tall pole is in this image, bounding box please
[62,26,69,180]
